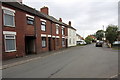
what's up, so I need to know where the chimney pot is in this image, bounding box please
[59,18,62,22]
[40,6,49,15]
[69,21,71,26]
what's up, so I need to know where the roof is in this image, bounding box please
[3,2,48,20]
[76,34,84,40]
[76,34,80,36]
[67,25,76,31]
[2,2,67,26]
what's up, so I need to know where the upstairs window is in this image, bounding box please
[27,17,34,25]
[41,21,46,31]
[3,9,15,27]
[56,24,59,34]
[62,27,65,35]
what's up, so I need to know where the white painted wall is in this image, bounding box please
[76,35,82,42]
[68,28,76,47]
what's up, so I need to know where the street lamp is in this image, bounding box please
[103,25,106,41]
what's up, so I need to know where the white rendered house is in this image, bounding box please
[67,21,76,47]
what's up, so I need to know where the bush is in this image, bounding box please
[85,40,91,44]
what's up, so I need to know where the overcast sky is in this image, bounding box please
[23,0,118,38]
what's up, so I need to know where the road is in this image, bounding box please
[3,44,118,78]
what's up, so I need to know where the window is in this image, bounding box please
[42,37,46,48]
[3,9,15,27]
[41,21,46,31]
[62,27,65,35]
[62,39,65,47]
[73,38,75,44]
[69,38,71,44]
[4,35,16,52]
[56,24,59,34]
[69,30,71,36]
[56,38,59,46]
[27,17,34,25]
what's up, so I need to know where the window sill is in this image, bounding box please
[4,25,15,28]
[42,47,47,48]
[27,24,34,25]
[41,30,46,32]
[5,50,17,53]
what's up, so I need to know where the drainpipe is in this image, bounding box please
[50,21,52,51]
[0,1,2,61]
[34,9,37,54]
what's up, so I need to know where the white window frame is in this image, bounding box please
[42,37,47,48]
[27,17,34,25]
[56,24,59,34]
[62,38,65,47]
[3,9,15,27]
[69,38,71,44]
[41,21,46,31]
[62,27,65,35]
[4,34,17,52]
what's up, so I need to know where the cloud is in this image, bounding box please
[23,0,118,38]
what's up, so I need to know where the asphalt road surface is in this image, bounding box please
[3,44,118,78]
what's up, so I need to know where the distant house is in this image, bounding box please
[76,34,86,45]
[88,35,97,42]
[76,34,83,41]
[67,21,76,47]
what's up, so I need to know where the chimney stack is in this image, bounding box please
[68,21,71,26]
[59,18,62,22]
[40,6,49,15]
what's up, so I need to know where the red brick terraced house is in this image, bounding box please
[1,2,68,60]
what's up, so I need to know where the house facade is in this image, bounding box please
[76,34,83,42]
[67,21,76,47]
[1,2,68,60]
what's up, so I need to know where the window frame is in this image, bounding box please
[69,38,71,44]
[26,17,34,25]
[62,38,65,47]
[4,34,16,52]
[42,37,47,48]
[3,9,15,27]
[56,24,59,34]
[62,27,65,35]
[41,21,46,32]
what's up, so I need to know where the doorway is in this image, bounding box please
[52,38,55,50]
[48,38,51,51]
[25,36,36,55]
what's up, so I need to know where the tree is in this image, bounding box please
[95,30,104,40]
[85,36,93,44]
[105,25,118,45]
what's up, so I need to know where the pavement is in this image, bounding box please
[2,44,119,78]
[2,48,69,70]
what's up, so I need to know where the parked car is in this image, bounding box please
[113,41,120,47]
[77,40,86,45]
[113,41,120,45]
[96,40,103,47]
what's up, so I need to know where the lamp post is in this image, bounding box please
[103,25,106,41]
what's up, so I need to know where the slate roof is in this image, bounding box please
[2,2,77,30]
[2,2,67,26]
[67,25,76,31]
